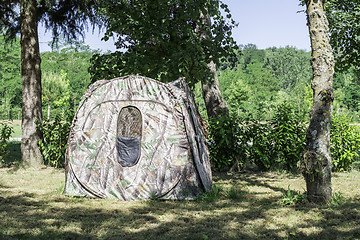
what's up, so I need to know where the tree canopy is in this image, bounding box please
[89,0,238,87]
[326,0,360,73]
[0,0,101,44]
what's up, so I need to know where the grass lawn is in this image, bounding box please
[0,166,359,240]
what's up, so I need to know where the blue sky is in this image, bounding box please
[38,0,310,52]
[224,0,310,51]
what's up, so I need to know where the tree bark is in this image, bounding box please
[198,11,229,119]
[20,0,43,167]
[201,61,229,118]
[301,0,334,204]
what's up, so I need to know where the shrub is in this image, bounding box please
[331,113,360,172]
[270,103,307,172]
[37,114,71,168]
[0,123,14,165]
[243,103,306,172]
[207,114,244,171]
[245,120,275,171]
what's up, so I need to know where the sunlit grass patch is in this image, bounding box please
[0,168,359,239]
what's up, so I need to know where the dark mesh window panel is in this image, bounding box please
[116,106,142,167]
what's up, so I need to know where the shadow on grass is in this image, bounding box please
[2,141,22,168]
[214,171,303,202]
[0,172,359,240]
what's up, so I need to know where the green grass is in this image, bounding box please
[1,134,360,239]
[0,167,359,240]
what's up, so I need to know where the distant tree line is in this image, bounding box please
[0,37,94,120]
[212,44,360,122]
[1,39,360,123]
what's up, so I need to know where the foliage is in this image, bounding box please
[326,0,360,73]
[281,185,306,205]
[207,115,243,171]
[42,70,71,120]
[218,45,312,121]
[37,114,72,168]
[196,184,223,202]
[207,102,306,172]
[227,103,307,172]
[0,35,22,120]
[264,46,311,91]
[223,79,251,119]
[270,103,307,172]
[1,0,101,44]
[90,0,238,86]
[1,0,102,167]
[0,123,13,165]
[330,192,345,207]
[0,37,93,121]
[41,40,95,118]
[332,71,360,119]
[244,120,275,171]
[330,112,360,172]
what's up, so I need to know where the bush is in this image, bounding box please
[331,113,360,172]
[245,120,275,171]
[207,114,244,171]
[270,103,307,172]
[240,103,306,172]
[0,123,14,165]
[208,104,360,173]
[37,114,71,168]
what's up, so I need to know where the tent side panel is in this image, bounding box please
[167,79,212,192]
[64,75,204,200]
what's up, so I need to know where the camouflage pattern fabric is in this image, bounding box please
[64,75,211,200]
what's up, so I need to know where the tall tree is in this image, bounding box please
[89,0,238,118]
[0,0,101,167]
[197,10,229,118]
[301,0,335,204]
[264,46,311,91]
[20,0,43,167]
[42,70,70,120]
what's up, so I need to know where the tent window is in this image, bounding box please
[116,106,142,167]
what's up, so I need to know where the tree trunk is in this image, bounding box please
[198,11,229,119]
[20,0,43,168]
[201,61,229,118]
[301,0,334,204]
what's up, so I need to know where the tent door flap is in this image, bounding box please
[116,137,141,167]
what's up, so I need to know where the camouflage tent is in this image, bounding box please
[64,75,212,200]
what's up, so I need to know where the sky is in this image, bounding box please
[38,0,311,52]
